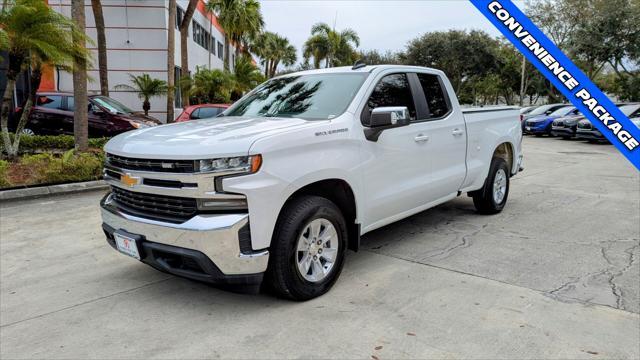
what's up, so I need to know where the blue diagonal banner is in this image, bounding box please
[470,0,640,171]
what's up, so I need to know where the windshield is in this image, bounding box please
[620,104,640,116]
[528,105,555,116]
[550,107,575,116]
[224,73,368,120]
[92,96,134,114]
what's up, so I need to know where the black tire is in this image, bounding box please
[471,157,510,214]
[266,195,347,301]
[535,134,543,137]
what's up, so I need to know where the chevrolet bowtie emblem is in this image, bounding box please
[120,173,140,187]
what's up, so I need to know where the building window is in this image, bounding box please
[218,41,224,59]
[176,6,184,29]
[210,35,215,55]
[174,66,182,108]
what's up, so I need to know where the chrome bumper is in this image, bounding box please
[100,193,269,276]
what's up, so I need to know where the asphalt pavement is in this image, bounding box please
[1,136,638,359]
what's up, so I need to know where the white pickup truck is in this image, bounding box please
[101,65,523,300]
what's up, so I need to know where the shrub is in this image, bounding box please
[0,150,104,189]
[1,134,109,154]
[0,160,10,188]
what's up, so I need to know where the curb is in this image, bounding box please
[0,180,109,202]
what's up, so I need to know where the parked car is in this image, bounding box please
[550,113,586,139]
[551,103,629,139]
[100,65,523,300]
[522,103,571,121]
[576,104,640,143]
[524,106,580,136]
[175,104,230,122]
[519,105,539,115]
[12,92,161,137]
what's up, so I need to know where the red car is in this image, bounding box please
[175,104,230,122]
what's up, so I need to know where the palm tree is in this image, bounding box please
[91,0,108,96]
[116,74,168,116]
[179,0,199,107]
[0,0,89,158]
[71,0,89,151]
[205,0,264,71]
[303,23,360,68]
[180,67,235,104]
[167,0,177,122]
[233,55,264,97]
[253,32,297,78]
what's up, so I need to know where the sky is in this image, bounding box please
[259,0,526,66]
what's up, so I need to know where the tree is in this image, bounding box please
[0,0,89,158]
[356,49,402,65]
[253,32,296,78]
[167,0,176,122]
[206,0,264,71]
[71,0,88,151]
[116,74,168,116]
[233,55,264,97]
[91,0,108,96]
[527,0,640,101]
[401,30,499,96]
[179,0,198,108]
[180,67,235,104]
[303,22,360,68]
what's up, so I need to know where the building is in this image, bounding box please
[39,0,236,122]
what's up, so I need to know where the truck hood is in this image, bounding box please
[105,116,315,159]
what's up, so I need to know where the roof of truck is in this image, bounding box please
[282,64,444,77]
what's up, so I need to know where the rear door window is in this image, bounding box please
[416,73,451,119]
[363,73,416,124]
[36,95,63,110]
[198,107,220,118]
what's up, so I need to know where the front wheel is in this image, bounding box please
[471,157,510,214]
[266,196,347,301]
[21,128,35,136]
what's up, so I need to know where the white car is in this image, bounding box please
[101,65,523,300]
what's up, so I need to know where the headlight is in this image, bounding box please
[130,121,149,129]
[197,155,262,174]
[197,197,248,211]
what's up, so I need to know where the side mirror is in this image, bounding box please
[364,106,410,141]
[92,106,105,116]
[370,106,411,127]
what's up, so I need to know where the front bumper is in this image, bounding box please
[100,193,269,285]
[550,127,574,137]
[576,129,606,142]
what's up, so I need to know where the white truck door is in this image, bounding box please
[411,72,467,199]
[360,73,437,227]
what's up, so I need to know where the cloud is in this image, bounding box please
[259,0,526,66]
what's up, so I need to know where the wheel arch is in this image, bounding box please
[492,141,516,176]
[281,178,360,252]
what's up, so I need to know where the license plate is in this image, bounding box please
[114,232,141,260]
[525,126,531,131]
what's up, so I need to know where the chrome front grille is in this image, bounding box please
[110,186,198,223]
[107,153,196,173]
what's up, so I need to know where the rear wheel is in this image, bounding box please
[471,158,510,214]
[266,196,347,301]
[21,128,35,136]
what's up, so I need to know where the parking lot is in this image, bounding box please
[1,136,638,359]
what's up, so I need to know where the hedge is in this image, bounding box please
[0,134,110,154]
[0,150,105,189]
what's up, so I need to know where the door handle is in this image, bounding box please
[452,128,464,136]
[414,134,429,143]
